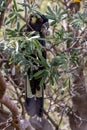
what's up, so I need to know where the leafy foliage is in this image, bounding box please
[1,0,86,90]
[0,0,87,130]
[0,0,7,12]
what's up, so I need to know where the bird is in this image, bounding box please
[25,13,49,117]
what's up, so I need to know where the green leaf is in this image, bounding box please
[8,12,15,18]
[13,0,17,11]
[49,74,54,85]
[50,21,56,26]
[40,71,48,87]
[17,9,24,12]
[51,57,66,66]
[47,6,56,16]
[18,2,30,9]
[34,70,45,79]
[17,21,20,31]
[5,15,17,25]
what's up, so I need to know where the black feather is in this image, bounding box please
[25,14,49,117]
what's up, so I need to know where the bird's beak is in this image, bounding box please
[41,22,50,36]
[44,22,49,29]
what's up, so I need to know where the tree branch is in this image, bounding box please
[0,71,6,99]
[0,0,12,28]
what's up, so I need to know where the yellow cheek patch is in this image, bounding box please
[31,17,37,24]
[73,0,81,2]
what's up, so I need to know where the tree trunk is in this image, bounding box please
[67,1,87,129]
[68,27,87,130]
[69,59,87,130]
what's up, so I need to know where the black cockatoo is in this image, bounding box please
[25,13,49,117]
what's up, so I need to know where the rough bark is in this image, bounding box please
[0,71,6,99]
[63,1,87,129]
[0,107,35,130]
[69,65,87,130]
[68,22,87,130]
[30,116,53,130]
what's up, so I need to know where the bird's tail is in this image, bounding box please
[25,75,44,117]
